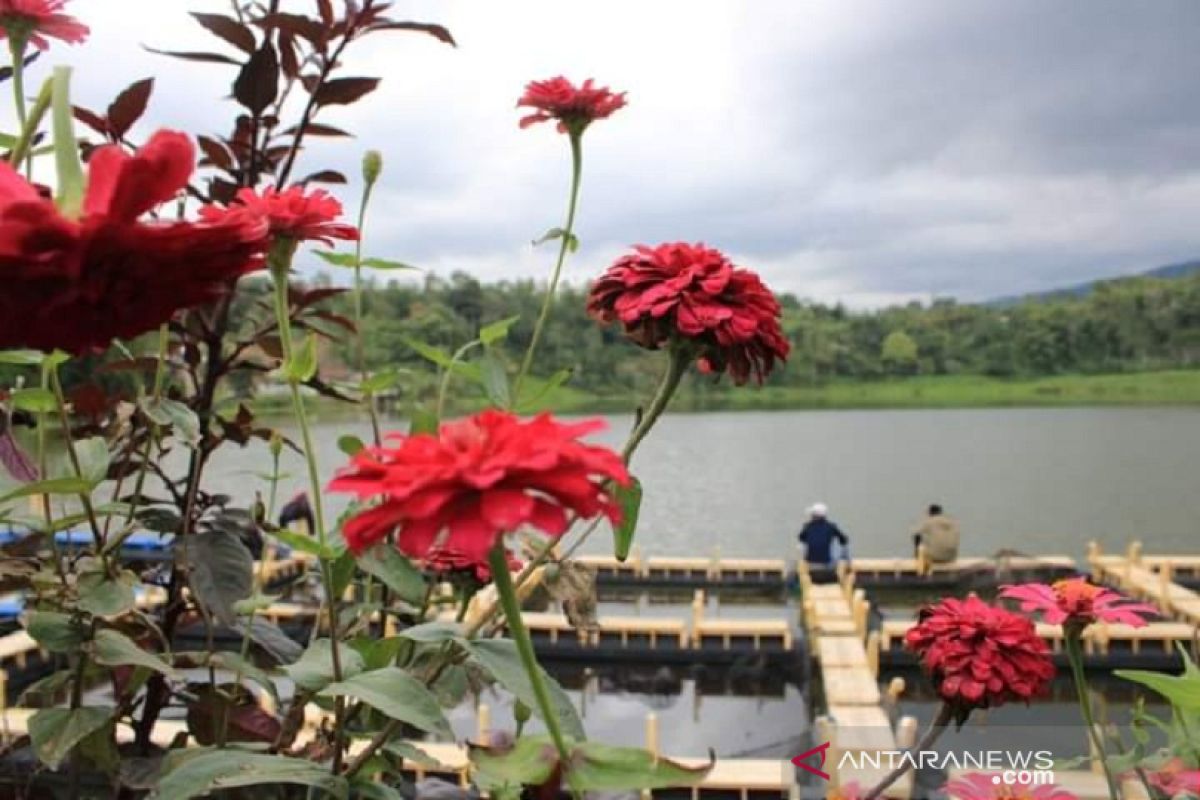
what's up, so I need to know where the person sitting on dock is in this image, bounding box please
[799,503,848,569]
[912,503,959,563]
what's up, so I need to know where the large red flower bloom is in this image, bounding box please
[0,0,87,50]
[200,185,358,245]
[517,77,626,135]
[1000,578,1158,630]
[587,242,791,384]
[904,595,1054,719]
[328,410,630,566]
[0,130,268,354]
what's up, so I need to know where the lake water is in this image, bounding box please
[201,407,1200,561]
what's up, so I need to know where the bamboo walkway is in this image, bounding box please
[799,563,914,799]
[1088,541,1200,629]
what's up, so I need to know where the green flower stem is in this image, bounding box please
[513,132,583,401]
[8,36,28,175]
[268,242,347,771]
[621,344,690,464]
[489,542,575,777]
[8,76,49,170]
[467,348,690,636]
[864,701,953,800]
[1066,631,1121,800]
[120,325,169,532]
[352,176,382,446]
[48,367,103,551]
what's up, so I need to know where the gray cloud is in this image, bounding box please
[54,0,1200,306]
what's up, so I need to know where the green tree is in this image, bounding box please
[881,329,919,375]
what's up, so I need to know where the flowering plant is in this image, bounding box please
[0,2,789,798]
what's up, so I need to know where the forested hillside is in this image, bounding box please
[298,266,1200,405]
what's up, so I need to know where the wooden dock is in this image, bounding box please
[1089,541,1200,629]
[576,551,789,589]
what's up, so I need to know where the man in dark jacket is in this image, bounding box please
[798,503,848,568]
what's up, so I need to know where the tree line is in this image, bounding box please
[307,266,1200,400]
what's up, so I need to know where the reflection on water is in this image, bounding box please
[448,665,810,759]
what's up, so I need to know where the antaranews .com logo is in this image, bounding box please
[793,743,1056,786]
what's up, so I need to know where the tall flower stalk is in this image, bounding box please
[1002,578,1158,800]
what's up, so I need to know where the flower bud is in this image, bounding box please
[269,431,283,459]
[513,699,532,725]
[362,150,383,185]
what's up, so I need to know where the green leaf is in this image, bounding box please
[74,436,111,485]
[467,639,585,740]
[397,621,463,643]
[26,611,84,652]
[361,257,418,271]
[313,251,358,268]
[1116,667,1200,710]
[361,367,405,394]
[152,749,348,800]
[515,367,573,411]
[209,651,279,703]
[404,338,455,369]
[271,528,333,559]
[409,407,439,436]
[531,227,579,252]
[382,741,449,770]
[356,544,426,605]
[350,781,406,800]
[285,334,319,383]
[141,397,200,446]
[0,349,49,366]
[284,639,365,693]
[320,666,452,737]
[611,477,643,562]
[10,387,56,413]
[77,570,137,617]
[330,548,356,598]
[231,591,280,616]
[0,476,94,505]
[186,528,254,626]
[92,629,180,679]
[481,349,511,408]
[337,434,365,457]
[51,67,85,216]
[479,315,520,346]
[30,707,113,770]
[471,735,559,793]
[570,741,712,790]
[237,617,303,665]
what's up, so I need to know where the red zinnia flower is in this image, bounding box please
[0,0,87,50]
[587,242,791,385]
[200,185,358,245]
[517,76,626,135]
[945,773,1076,800]
[904,595,1054,718]
[328,410,630,566]
[0,130,268,354]
[1000,578,1158,630]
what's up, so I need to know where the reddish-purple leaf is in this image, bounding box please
[72,106,109,137]
[196,135,235,171]
[233,42,280,115]
[278,31,299,79]
[144,47,241,65]
[208,177,239,205]
[107,78,154,139]
[191,12,257,54]
[256,12,328,47]
[316,0,334,26]
[311,310,357,332]
[282,122,352,137]
[370,20,455,46]
[301,169,346,184]
[314,76,379,106]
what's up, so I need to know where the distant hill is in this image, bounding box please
[989,258,1200,307]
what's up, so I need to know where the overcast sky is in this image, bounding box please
[56,1,1200,307]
